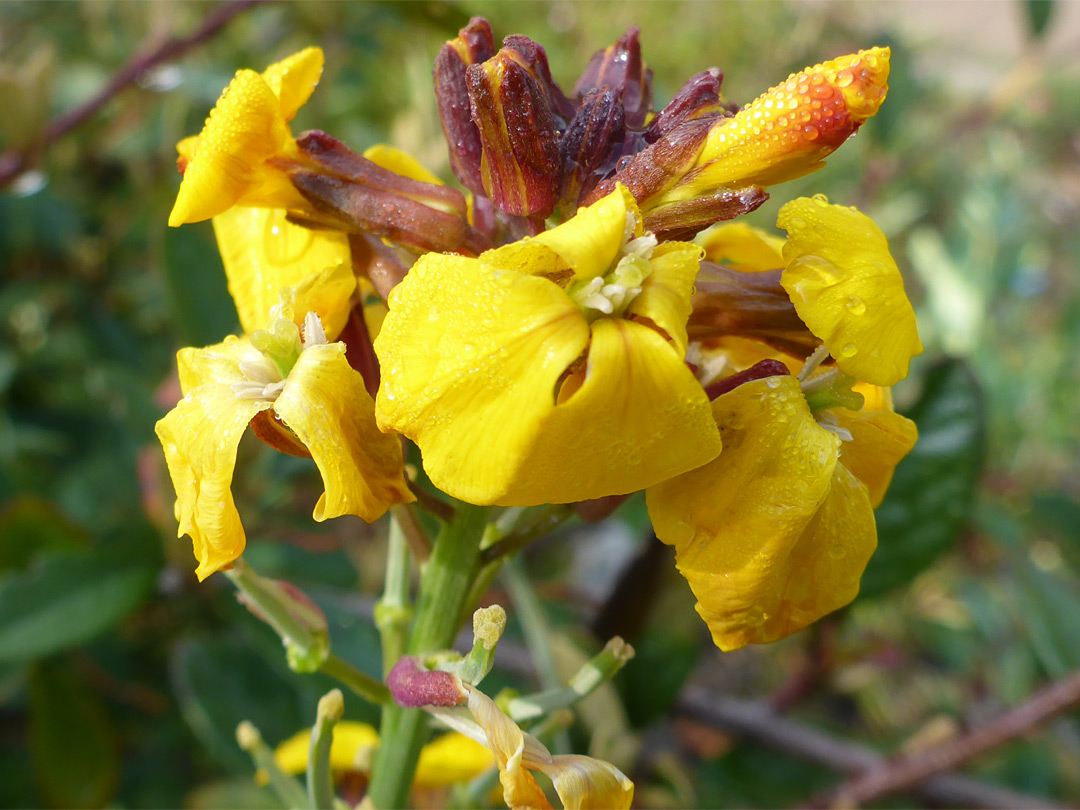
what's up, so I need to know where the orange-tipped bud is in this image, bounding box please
[665,47,890,201]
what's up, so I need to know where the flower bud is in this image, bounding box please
[645,68,728,143]
[574,26,653,129]
[434,17,495,195]
[559,88,626,211]
[466,41,563,217]
[643,185,769,241]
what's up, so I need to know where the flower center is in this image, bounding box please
[232,311,328,402]
[567,216,658,320]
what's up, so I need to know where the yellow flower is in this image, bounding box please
[646,371,916,651]
[156,300,413,581]
[431,684,633,810]
[777,195,923,386]
[373,186,721,506]
[169,47,324,227]
[652,48,890,208]
[272,722,494,788]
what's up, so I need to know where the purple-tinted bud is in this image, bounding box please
[387,657,467,708]
[645,69,728,144]
[643,185,769,241]
[559,88,626,211]
[705,359,793,400]
[574,27,653,129]
[501,34,576,124]
[467,45,561,218]
[434,17,495,195]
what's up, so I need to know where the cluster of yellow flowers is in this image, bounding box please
[158,21,921,806]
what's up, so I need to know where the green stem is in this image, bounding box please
[237,720,309,810]
[367,504,490,809]
[319,654,390,705]
[375,511,413,675]
[500,556,572,754]
[308,690,344,810]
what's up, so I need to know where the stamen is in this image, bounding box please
[302,311,328,347]
[797,343,830,382]
[814,410,853,441]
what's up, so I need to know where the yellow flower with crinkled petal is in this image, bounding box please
[271,722,493,788]
[646,373,916,651]
[374,186,721,506]
[169,47,324,227]
[156,303,413,581]
[778,196,923,386]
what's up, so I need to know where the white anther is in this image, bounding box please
[302,311,328,348]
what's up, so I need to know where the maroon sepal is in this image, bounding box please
[643,185,769,241]
[704,359,792,400]
[573,27,653,130]
[645,69,728,144]
[558,88,626,212]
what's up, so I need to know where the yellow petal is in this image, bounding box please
[212,206,354,336]
[483,185,640,281]
[778,196,923,386]
[647,375,876,650]
[289,264,358,343]
[626,241,703,356]
[834,407,917,507]
[521,318,721,505]
[364,144,444,186]
[274,343,413,523]
[661,48,889,202]
[169,69,291,226]
[536,756,634,810]
[375,254,590,505]
[415,733,496,787]
[176,335,260,394]
[853,381,893,413]
[260,46,324,122]
[274,721,380,775]
[155,385,270,581]
[176,135,200,164]
[697,222,785,272]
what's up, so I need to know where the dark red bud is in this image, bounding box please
[434,18,495,195]
[705,359,792,400]
[645,69,727,144]
[467,47,561,218]
[387,657,466,708]
[559,88,626,211]
[573,27,653,129]
[643,185,769,241]
[501,34,576,123]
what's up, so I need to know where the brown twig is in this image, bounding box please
[677,688,1061,810]
[817,666,1080,808]
[0,0,264,189]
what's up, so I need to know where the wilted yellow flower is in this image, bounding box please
[170,47,324,227]
[374,185,721,506]
[646,371,916,651]
[156,295,413,580]
[272,722,493,788]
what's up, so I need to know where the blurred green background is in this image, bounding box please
[1,1,1079,807]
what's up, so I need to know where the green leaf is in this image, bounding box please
[29,659,119,808]
[0,496,87,573]
[1013,563,1080,677]
[0,550,155,663]
[161,226,238,347]
[1024,0,1055,38]
[860,360,986,598]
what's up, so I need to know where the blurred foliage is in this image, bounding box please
[1,1,1079,807]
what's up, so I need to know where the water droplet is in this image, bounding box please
[835,69,854,88]
[427,306,440,322]
[812,193,829,206]
[844,295,866,316]
[828,544,847,560]
[766,376,782,389]
[802,125,819,141]
[787,217,806,230]
[840,343,858,358]
[789,254,838,285]
[746,607,766,627]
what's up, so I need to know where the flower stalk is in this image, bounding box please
[307,690,344,810]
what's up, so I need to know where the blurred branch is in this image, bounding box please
[818,666,1080,809]
[677,688,1060,810]
[0,0,264,189]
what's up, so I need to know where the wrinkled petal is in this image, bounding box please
[415,733,497,787]
[834,407,917,507]
[537,756,634,810]
[274,343,413,523]
[483,185,639,280]
[212,206,354,336]
[697,222,785,272]
[375,254,590,505]
[155,386,270,580]
[524,317,720,504]
[169,70,291,226]
[260,46,323,122]
[364,144,444,185]
[778,197,922,386]
[176,335,261,396]
[647,375,876,650]
[626,241,702,356]
[664,48,889,201]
